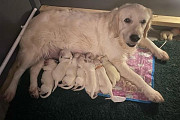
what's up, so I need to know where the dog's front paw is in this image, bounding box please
[154,49,169,61]
[145,89,164,103]
[3,85,17,102]
[29,86,39,99]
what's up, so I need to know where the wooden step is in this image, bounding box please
[40,5,180,27]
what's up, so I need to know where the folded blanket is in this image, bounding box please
[99,48,154,103]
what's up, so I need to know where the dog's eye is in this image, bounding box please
[124,18,131,23]
[140,20,146,24]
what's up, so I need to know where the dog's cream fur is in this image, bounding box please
[58,53,79,89]
[94,59,111,95]
[1,3,169,102]
[94,58,126,102]
[83,54,98,99]
[39,59,57,98]
[73,54,86,91]
[100,56,121,87]
[52,49,72,91]
[29,59,44,98]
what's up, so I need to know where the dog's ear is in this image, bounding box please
[108,9,120,38]
[143,8,153,38]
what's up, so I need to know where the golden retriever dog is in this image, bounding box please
[1,3,169,102]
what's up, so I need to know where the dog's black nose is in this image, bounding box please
[130,34,140,42]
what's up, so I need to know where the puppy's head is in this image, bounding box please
[109,3,152,48]
[77,54,85,67]
[43,59,57,71]
[100,56,109,63]
[59,48,73,61]
[85,52,95,63]
[74,53,81,58]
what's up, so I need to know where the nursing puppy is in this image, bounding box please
[94,59,126,102]
[58,53,80,89]
[29,48,60,98]
[2,4,169,102]
[52,49,72,91]
[39,59,57,98]
[73,54,86,91]
[83,53,98,99]
[100,56,120,87]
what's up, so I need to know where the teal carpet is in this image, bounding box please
[5,41,180,120]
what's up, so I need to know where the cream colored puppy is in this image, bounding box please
[29,49,61,98]
[100,56,120,87]
[58,53,80,89]
[94,59,126,102]
[83,53,98,99]
[39,59,57,98]
[73,54,86,91]
[52,49,72,91]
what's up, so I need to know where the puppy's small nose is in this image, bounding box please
[130,34,140,42]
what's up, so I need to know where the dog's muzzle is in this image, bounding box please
[130,34,140,42]
[126,34,140,47]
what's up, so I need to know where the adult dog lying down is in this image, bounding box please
[1,3,169,102]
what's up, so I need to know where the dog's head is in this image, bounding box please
[109,3,152,48]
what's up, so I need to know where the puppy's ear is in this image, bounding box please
[143,8,153,38]
[108,9,120,38]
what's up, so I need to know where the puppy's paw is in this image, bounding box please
[29,86,39,99]
[154,49,169,61]
[145,89,164,103]
[3,86,17,102]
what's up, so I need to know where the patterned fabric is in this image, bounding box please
[112,48,154,103]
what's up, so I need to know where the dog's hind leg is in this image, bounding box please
[29,59,44,99]
[3,50,40,102]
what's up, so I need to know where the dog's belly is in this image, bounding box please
[42,38,101,60]
[22,10,104,60]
